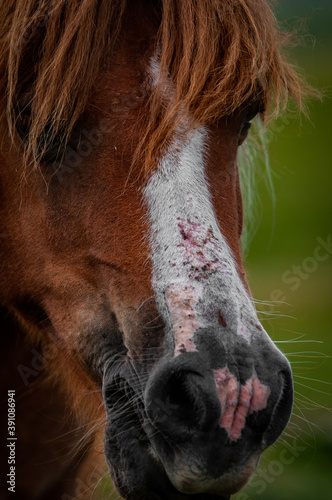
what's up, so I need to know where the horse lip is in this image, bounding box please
[143,418,260,498]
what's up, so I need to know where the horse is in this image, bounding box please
[0,1,310,499]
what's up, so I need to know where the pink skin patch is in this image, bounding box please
[165,218,232,356]
[165,218,235,356]
[166,219,253,355]
[237,323,252,343]
[165,284,200,355]
[177,218,232,280]
[214,368,271,441]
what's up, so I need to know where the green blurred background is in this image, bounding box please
[99,2,332,499]
[237,1,332,499]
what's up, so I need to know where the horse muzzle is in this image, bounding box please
[103,323,293,500]
[143,344,293,498]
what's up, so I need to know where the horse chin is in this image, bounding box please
[143,428,260,498]
[165,455,259,497]
[104,425,256,500]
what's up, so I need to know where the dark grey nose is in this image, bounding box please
[144,350,293,496]
[145,353,221,437]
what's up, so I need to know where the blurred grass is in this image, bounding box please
[97,2,332,499]
[237,1,332,498]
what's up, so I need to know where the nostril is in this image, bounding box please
[145,355,221,437]
[167,371,220,431]
[162,371,203,428]
[263,367,294,449]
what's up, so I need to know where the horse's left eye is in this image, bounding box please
[238,106,264,146]
[238,120,252,146]
[242,120,252,134]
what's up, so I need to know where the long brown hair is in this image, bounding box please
[0,0,313,170]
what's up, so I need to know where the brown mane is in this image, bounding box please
[0,0,312,169]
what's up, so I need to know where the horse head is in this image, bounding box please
[0,1,309,499]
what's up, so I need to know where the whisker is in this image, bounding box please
[294,374,332,385]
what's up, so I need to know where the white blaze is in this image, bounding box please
[144,127,262,354]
